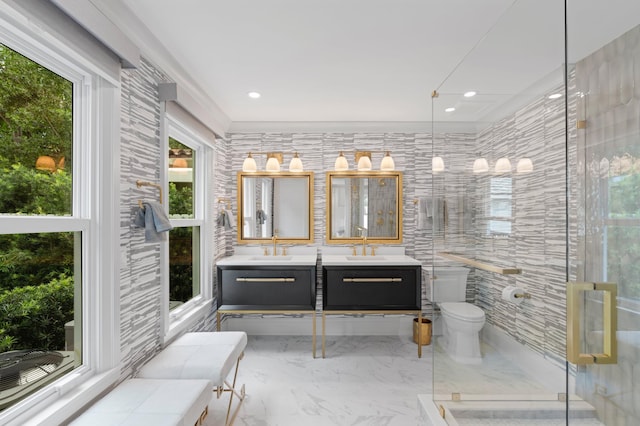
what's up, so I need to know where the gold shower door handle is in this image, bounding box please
[566,282,617,365]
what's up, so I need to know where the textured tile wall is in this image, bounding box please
[119,57,217,378]
[225,132,475,316]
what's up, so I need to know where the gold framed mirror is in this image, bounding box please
[237,171,314,244]
[326,171,402,244]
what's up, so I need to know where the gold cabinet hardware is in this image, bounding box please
[342,277,403,283]
[567,281,617,365]
[236,277,295,282]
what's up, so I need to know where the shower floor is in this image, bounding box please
[427,339,603,425]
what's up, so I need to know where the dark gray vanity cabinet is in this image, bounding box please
[217,265,317,310]
[322,265,421,310]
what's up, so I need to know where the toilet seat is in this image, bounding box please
[439,302,485,321]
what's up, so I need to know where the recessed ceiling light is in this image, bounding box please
[463,91,477,97]
[445,107,455,112]
[548,93,562,99]
[248,91,261,99]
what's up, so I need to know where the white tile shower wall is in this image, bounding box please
[119,57,217,378]
[462,85,573,372]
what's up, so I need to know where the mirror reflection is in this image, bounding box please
[326,171,402,243]
[237,172,314,243]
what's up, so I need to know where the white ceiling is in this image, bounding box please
[98,0,640,127]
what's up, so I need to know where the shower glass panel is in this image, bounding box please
[429,0,568,421]
[567,0,640,424]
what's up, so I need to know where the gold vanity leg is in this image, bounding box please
[417,311,422,358]
[216,311,221,331]
[312,311,316,358]
[322,312,326,358]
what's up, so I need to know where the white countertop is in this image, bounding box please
[320,254,421,266]
[217,246,420,266]
[216,254,318,266]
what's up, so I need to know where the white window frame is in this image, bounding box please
[0,7,120,426]
[160,108,213,343]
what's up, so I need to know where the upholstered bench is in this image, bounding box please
[137,331,248,426]
[70,378,211,426]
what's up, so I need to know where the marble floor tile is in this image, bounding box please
[203,335,432,426]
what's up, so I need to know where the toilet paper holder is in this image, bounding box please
[514,292,531,299]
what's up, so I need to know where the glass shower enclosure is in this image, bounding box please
[425,0,640,424]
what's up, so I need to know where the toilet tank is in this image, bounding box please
[429,267,470,302]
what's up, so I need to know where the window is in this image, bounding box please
[0,10,118,422]
[487,177,512,235]
[164,119,211,326]
[605,171,640,299]
[168,137,200,308]
[0,43,85,416]
[0,43,82,411]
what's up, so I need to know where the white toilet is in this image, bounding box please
[430,267,485,364]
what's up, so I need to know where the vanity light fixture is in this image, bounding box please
[289,152,304,172]
[242,151,302,173]
[356,151,372,171]
[265,152,282,172]
[334,151,349,171]
[242,152,258,172]
[494,157,512,174]
[380,151,395,171]
[432,156,445,172]
[472,157,489,173]
[333,150,395,171]
[516,158,534,173]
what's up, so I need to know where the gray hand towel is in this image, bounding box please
[133,201,173,243]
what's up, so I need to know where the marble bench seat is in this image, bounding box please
[70,378,211,426]
[137,331,248,426]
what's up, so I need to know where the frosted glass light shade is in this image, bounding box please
[334,152,349,171]
[432,156,445,172]
[472,157,489,173]
[266,156,280,172]
[380,151,395,171]
[357,155,372,171]
[516,158,533,173]
[289,152,303,172]
[494,157,512,173]
[242,153,257,172]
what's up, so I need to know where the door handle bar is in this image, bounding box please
[567,281,617,365]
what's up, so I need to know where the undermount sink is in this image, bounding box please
[345,256,386,261]
[248,256,292,261]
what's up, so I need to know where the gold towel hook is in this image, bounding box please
[136,180,163,207]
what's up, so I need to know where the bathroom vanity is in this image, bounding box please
[216,253,318,356]
[321,251,423,358]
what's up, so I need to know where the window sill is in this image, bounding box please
[3,367,119,426]
[164,298,213,345]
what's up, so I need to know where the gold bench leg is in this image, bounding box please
[215,352,246,426]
